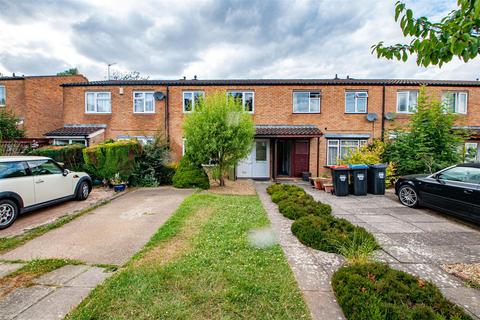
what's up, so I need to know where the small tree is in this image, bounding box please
[0,110,25,140]
[384,89,467,175]
[183,92,255,186]
[57,68,79,76]
[110,70,150,80]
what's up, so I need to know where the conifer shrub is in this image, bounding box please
[172,157,210,189]
[29,144,85,171]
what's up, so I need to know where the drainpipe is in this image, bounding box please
[381,85,386,141]
[165,85,170,142]
[316,137,320,177]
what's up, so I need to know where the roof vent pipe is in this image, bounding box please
[334,74,338,80]
[12,73,15,77]
[194,75,197,80]
[346,75,350,79]
[183,76,186,80]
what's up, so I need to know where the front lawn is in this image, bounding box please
[67,193,310,319]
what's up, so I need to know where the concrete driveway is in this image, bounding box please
[0,187,192,265]
[0,188,115,238]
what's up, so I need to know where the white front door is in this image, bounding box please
[237,139,270,178]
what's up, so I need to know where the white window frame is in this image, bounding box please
[53,138,87,146]
[85,91,111,114]
[327,139,368,166]
[442,91,468,114]
[396,90,418,114]
[133,91,155,114]
[293,91,321,113]
[345,91,368,114]
[227,91,255,114]
[465,142,479,163]
[0,85,5,106]
[182,138,187,156]
[183,91,205,113]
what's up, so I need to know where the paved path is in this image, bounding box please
[0,188,115,238]
[0,265,113,320]
[255,183,346,320]
[0,187,192,265]
[281,181,480,319]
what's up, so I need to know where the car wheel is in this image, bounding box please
[0,199,18,230]
[76,181,90,201]
[398,185,419,208]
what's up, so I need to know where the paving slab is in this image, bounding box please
[65,266,110,287]
[302,290,345,320]
[0,262,24,278]
[35,265,90,286]
[442,287,480,320]
[0,285,53,320]
[0,187,192,265]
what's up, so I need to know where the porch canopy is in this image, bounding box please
[453,126,480,139]
[45,124,106,145]
[255,125,323,138]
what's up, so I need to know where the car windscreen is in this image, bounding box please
[0,162,29,179]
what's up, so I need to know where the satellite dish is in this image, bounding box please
[366,113,378,122]
[385,112,396,121]
[154,92,165,100]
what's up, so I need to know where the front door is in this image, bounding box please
[237,139,270,178]
[293,140,309,177]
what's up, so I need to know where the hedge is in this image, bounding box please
[332,262,471,320]
[83,140,142,180]
[172,157,210,189]
[29,144,85,170]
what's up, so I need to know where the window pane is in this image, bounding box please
[183,92,193,112]
[255,141,267,161]
[357,97,367,113]
[29,160,63,176]
[345,92,355,113]
[0,162,28,179]
[294,92,309,113]
[134,98,144,112]
[457,93,467,114]
[97,97,111,112]
[0,86,5,105]
[328,146,338,166]
[408,91,418,112]
[134,92,143,98]
[397,92,408,112]
[86,93,95,112]
[442,92,455,113]
[465,143,478,163]
[145,93,154,112]
[310,92,320,113]
[244,92,253,112]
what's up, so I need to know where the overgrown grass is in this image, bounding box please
[0,198,112,254]
[67,194,310,320]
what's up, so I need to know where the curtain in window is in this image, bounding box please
[0,86,5,105]
[96,93,111,112]
[397,92,408,112]
[327,140,339,166]
[145,93,154,112]
[134,93,144,112]
[457,93,467,114]
[293,92,309,112]
[310,92,320,112]
[86,93,95,112]
[408,91,418,112]
[345,92,355,113]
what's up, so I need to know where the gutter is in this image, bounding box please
[381,85,386,141]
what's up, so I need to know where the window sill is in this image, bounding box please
[85,112,112,115]
[344,112,367,114]
[293,112,321,114]
[133,112,156,115]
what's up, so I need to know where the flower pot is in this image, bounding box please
[314,179,323,190]
[324,183,334,193]
[113,184,126,192]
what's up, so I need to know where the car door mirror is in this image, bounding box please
[62,169,70,176]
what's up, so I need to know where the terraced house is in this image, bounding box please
[1,75,480,179]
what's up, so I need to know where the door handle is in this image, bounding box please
[464,189,474,195]
[35,180,44,184]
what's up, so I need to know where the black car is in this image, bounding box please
[395,163,480,224]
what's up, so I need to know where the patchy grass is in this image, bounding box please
[67,194,310,320]
[0,199,112,254]
[332,262,472,320]
[0,258,82,298]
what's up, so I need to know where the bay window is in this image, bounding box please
[293,91,320,113]
[85,92,111,113]
[327,139,367,166]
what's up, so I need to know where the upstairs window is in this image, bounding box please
[0,85,5,106]
[183,91,204,112]
[442,91,467,114]
[397,91,418,113]
[345,91,368,113]
[133,92,154,113]
[227,91,254,113]
[85,92,111,113]
[293,91,320,113]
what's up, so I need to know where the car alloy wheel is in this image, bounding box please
[399,185,418,207]
[82,183,89,199]
[0,203,15,227]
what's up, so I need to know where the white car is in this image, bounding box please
[0,156,92,229]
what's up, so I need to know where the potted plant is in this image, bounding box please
[111,172,127,192]
[318,174,332,189]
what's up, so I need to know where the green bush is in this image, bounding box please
[291,215,378,254]
[332,262,471,320]
[83,140,142,181]
[29,144,85,171]
[132,137,175,186]
[278,196,331,220]
[267,183,305,196]
[172,157,210,189]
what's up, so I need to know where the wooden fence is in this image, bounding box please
[0,138,51,156]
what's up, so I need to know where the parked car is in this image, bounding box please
[395,163,480,224]
[0,156,92,229]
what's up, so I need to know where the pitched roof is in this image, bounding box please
[44,125,105,137]
[255,125,322,137]
[61,78,480,87]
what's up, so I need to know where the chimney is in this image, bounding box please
[12,72,15,77]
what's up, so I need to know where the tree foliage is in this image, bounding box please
[0,110,25,140]
[56,68,79,76]
[384,89,467,175]
[183,91,255,186]
[110,70,150,80]
[373,1,480,67]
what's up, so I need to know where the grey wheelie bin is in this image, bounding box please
[367,163,387,195]
[349,164,368,196]
[328,165,350,196]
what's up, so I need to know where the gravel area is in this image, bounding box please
[207,179,256,195]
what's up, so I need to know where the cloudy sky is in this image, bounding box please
[0,0,477,81]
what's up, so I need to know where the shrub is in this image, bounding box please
[83,140,142,181]
[291,215,378,254]
[278,196,331,220]
[132,137,175,186]
[29,144,85,171]
[172,157,210,189]
[332,262,471,320]
[0,110,25,140]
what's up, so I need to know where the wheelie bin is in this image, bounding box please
[367,163,387,195]
[349,164,368,196]
[328,165,350,196]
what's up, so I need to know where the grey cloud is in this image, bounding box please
[0,52,69,75]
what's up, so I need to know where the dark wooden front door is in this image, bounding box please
[292,140,309,177]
